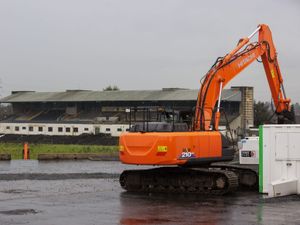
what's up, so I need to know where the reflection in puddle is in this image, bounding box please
[119,192,230,225]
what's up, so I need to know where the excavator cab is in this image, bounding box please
[120,106,234,166]
[126,106,191,132]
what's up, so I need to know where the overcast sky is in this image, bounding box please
[0,0,299,102]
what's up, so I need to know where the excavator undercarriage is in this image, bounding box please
[120,165,258,195]
[120,167,239,195]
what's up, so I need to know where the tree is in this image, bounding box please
[294,102,300,115]
[254,101,274,126]
[0,104,13,120]
[103,85,120,91]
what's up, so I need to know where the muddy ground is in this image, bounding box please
[0,160,299,225]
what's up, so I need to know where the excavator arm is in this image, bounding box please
[193,24,291,131]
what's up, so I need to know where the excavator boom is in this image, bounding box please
[194,24,291,131]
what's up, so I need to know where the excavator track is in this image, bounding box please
[210,164,258,190]
[119,167,238,195]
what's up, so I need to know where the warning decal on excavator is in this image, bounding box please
[157,146,168,152]
[271,69,275,78]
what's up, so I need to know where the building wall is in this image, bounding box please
[0,122,130,137]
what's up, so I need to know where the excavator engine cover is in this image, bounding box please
[119,131,234,166]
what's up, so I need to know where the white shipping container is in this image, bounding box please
[260,125,300,197]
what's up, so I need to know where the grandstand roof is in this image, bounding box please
[0,88,241,103]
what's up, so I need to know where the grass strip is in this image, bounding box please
[0,143,118,160]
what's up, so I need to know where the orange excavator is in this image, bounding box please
[119,24,294,194]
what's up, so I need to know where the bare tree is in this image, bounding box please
[103,85,120,91]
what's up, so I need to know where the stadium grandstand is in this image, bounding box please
[0,87,253,139]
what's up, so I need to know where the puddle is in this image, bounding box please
[120,218,172,224]
[1,189,39,194]
[0,209,40,215]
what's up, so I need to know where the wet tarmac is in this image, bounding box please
[0,160,152,174]
[0,160,299,225]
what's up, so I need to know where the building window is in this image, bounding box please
[66,127,71,132]
[6,126,10,130]
[15,126,19,131]
[22,127,26,130]
[58,127,63,132]
[29,126,33,132]
[48,127,53,132]
[117,128,122,132]
[73,127,78,132]
[84,128,89,131]
[38,127,43,132]
[105,128,111,132]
